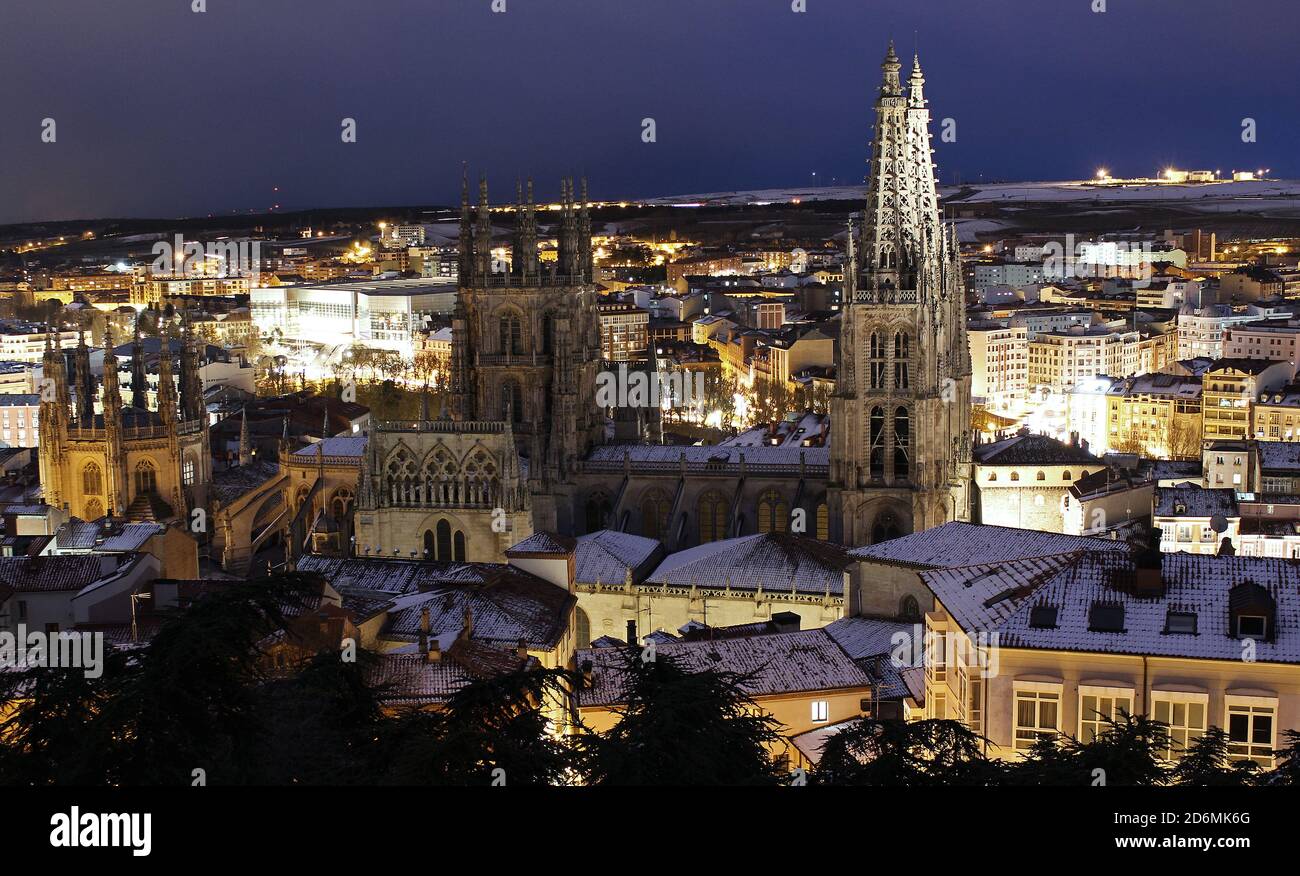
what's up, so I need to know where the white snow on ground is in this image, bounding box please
[635,179,1300,211]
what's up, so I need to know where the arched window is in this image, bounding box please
[501,379,523,422]
[1010,471,1020,482]
[575,608,591,649]
[756,489,788,534]
[1063,471,1073,481]
[899,595,921,621]
[640,490,671,540]
[498,313,523,355]
[892,406,910,477]
[385,449,416,506]
[988,472,998,482]
[869,406,885,479]
[585,493,611,533]
[436,519,452,561]
[83,462,102,496]
[894,332,910,389]
[816,503,829,541]
[698,491,728,543]
[331,488,354,518]
[1036,470,1046,481]
[423,529,435,560]
[868,333,885,389]
[872,511,902,545]
[84,498,104,520]
[134,460,157,496]
[182,455,196,486]
[453,530,466,562]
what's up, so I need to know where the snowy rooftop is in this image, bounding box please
[1154,486,1239,518]
[585,443,829,469]
[849,521,1126,568]
[573,530,661,585]
[575,628,871,707]
[645,532,852,597]
[292,435,368,458]
[921,551,1300,664]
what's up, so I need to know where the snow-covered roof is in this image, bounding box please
[292,435,368,458]
[1259,441,1300,474]
[921,550,1300,664]
[574,530,661,585]
[1154,486,1238,518]
[646,532,851,596]
[849,521,1126,568]
[584,443,829,469]
[575,628,871,707]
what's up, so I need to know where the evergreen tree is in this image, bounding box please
[1171,727,1259,787]
[813,718,1002,786]
[573,651,786,786]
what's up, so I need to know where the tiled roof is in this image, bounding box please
[574,530,661,585]
[1154,486,1238,518]
[849,521,1126,568]
[922,551,1300,664]
[645,532,851,596]
[211,460,282,505]
[575,628,872,707]
[0,554,124,592]
[1259,441,1300,474]
[506,531,576,555]
[823,616,912,660]
[296,556,574,650]
[53,518,163,552]
[974,433,1102,466]
[292,435,368,458]
[585,443,829,468]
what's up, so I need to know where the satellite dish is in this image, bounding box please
[1210,515,1229,534]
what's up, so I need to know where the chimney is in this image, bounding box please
[516,638,528,659]
[417,606,430,653]
[427,638,441,663]
[770,611,801,633]
[625,619,637,645]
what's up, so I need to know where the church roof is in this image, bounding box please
[211,460,282,505]
[973,433,1102,466]
[573,530,661,585]
[505,531,576,555]
[585,443,829,469]
[292,435,368,458]
[645,532,851,597]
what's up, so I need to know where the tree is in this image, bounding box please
[383,668,576,786]
[1007,713,1170,786]
[573,650,787,786]
[813,718,1002,786]
[1262,730,1300,786]
[1170,727,1260,787]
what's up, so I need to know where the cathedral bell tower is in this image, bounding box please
[830,43,973,547]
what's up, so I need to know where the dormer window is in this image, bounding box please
[1029,605,1058,629]
[1165,611,1197,634]
[1088,601,1125,633]
[1237,615,1267,639]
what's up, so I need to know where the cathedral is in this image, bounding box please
[343,42,973,562]
[828,43,973,544]
[38,318,212,523]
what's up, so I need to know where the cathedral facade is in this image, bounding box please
[828,44,973,545]
[38,320,212,524]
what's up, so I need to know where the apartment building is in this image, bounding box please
[1203,359,1294,441]
[1223,319,1300,366]
[968,321,1028,414]
[1105,373,1203,459]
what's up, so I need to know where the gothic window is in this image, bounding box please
[893,406,910,477]
[436,519,452,561]
[698,491,728,543]
[453,530,466,562]
[84,498,104,520]
[869,407,886,479]
[134,460,157,496]
[575,608,591,649]
[869,333,886,390]
[182,455,196,486]
[872,511,902,544]
[83,462,102,496]
[331,488,354,518]
[385,449,417,506]
[295,484,311,512]
[425,446,458,505]
[900,595,921,621]
[756,489,788,534]
[816,502,829,541]
[463,448,499,507]
[585,493,612,534]
[879,244,897,270]
[640,489,671,540]
[498,313,523,356]
[423,529,435,560]
[894,332,910,389]
[501,379,523,422]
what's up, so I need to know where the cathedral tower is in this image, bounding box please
[830,44,972,546]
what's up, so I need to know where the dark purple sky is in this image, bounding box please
[0,0,1294,224]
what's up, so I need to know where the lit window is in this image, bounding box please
[811,700,828,723]
[1153,693,1207,760]
[1227,698,1277,767]
[1079,686,1134,742]
[1014,684,1060,750]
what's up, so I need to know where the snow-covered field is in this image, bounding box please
[637,179,1300,210]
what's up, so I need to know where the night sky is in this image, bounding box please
[0,0,1294,224]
